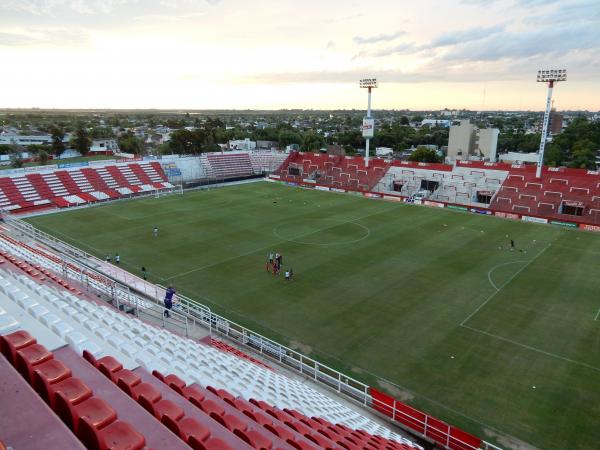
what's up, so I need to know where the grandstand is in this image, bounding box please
[275,152,390,191]
[0,161,173,213]
[273,152,600,227]
[483,163,600,225]
[0,221,425,450]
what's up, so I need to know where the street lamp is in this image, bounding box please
[536,69,567,178]
[360,78,378,167]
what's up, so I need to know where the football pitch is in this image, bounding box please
[26,181,600,450]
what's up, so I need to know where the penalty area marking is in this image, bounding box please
[460,324,600,373]
[487,260,528,291]
[461,243,551,326]
[595,309,600,321]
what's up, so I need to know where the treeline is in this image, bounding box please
[544,118,599,169]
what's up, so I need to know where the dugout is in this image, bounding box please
[476,190,494,204]
[560,200,585,216]
[288,166,302,176]
[392,180,403,192]
[420,179,439,192]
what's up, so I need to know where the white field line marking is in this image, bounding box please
[487,260,528,291]
[165,204,402,281]
[595,309,600,321]
[460,324,600,373]
[461,243,551,326]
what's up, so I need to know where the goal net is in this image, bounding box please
[154,184,184,198]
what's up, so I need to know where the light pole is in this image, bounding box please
[536,69,567,178]
[360,78,378,167]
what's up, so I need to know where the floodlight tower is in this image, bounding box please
[536,69,567,178]
[360,78,378,167]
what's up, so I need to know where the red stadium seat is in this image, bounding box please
[32,359,72,403]
[79,417,145,450]
[51,376,93,410]
[199,399,225,417]
[222,413,247,432]
[162,415,211,444]
[164,373,186,394]
[97,356,123,380]
[152,398,185,422]
[182,385,206,404]
[113,369,141,391]
[56,395,117,435]
[0,330,36,365]
[15,343,53,383]
[122,381,161,403]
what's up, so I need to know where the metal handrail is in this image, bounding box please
[2,213,504,450]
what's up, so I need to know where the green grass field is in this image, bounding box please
[26,182,600,450]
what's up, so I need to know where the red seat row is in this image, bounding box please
[83,351,240,450]
[152,368,417,450]
[0,330,146,450]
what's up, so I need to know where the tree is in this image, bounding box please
[72,124,91,155]
[301,131,325,152]
[0,144,15,155]
[91,127,115,139]
[117,133,144,155]
[569,139,597,169]
[10,152,23,168]
[37,149,49,165]
[278,129,301,148]
[408,146,442,163]
[399,116,410,125]
[50,126,65,156]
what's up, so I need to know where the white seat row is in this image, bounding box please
[0,239,413,444]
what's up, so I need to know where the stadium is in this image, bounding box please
[0,147,598,450]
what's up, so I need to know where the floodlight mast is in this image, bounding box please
[536,69,567,178]
[360,78,378,167]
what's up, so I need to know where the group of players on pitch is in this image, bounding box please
[267,251,293,281]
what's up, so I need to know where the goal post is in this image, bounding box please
[154,184,184,198]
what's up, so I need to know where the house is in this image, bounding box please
[256,140,278,151]
[228,139,256,151]
[90,139,119,154]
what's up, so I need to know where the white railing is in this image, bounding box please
[2,213,504,450]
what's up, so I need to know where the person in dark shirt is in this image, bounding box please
[164,286,176,317]
[141,266,147,280]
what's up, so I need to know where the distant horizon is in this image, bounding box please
[1,106,598,113]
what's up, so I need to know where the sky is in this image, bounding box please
[0,0,599,111]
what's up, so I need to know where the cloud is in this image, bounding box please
[363,24,503,58]
[524,0,600,24]
[353,31,405,45]
[0,28,89,47]
[0,0,219,16]
[134,11,207,22]
[441,24,600,62]
[0,0,139,15]
[427,24,505,48]
[326,40,335,50]
[370,42,416,57]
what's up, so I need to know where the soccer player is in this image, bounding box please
[115,253,120,265]
[285,270,290,281]
[106,255,111,263]
[164,286,175,318]
[510,239,515,251]
[141,266,147,280]
[269,252,274,264]
[153,226,159,237]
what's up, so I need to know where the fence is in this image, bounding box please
[2,211,504,450]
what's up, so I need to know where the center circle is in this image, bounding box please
[273,219,370,246]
